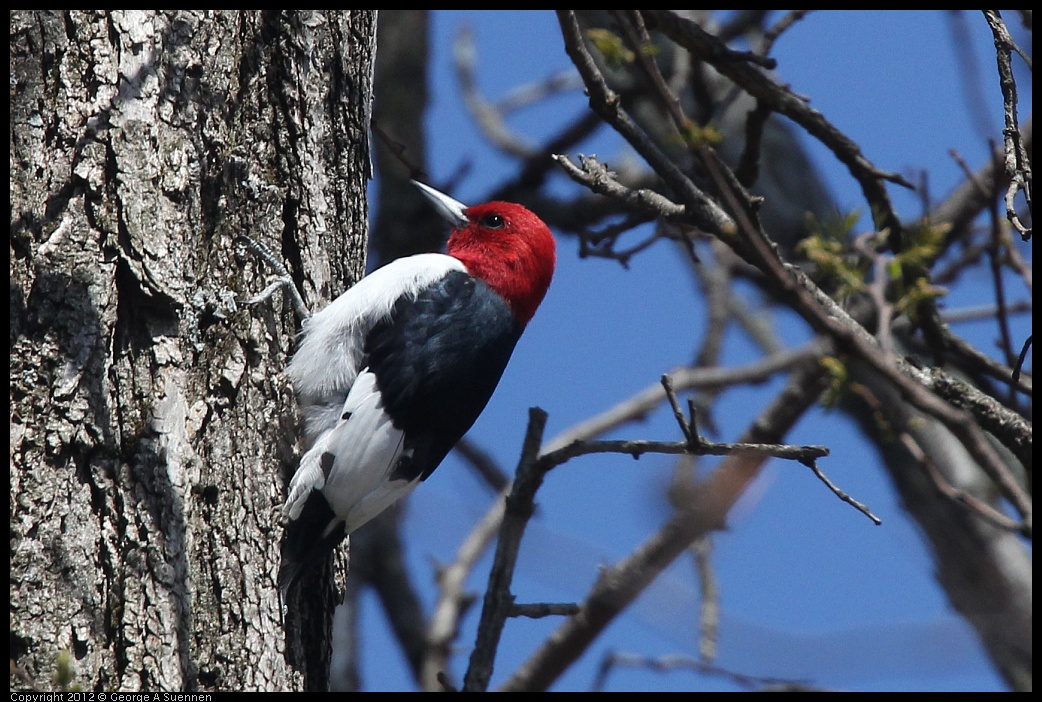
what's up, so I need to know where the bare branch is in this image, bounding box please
[463,409,549,692]
[982,11,1033,240]
[759,11,814,56]
[499,357,834,691]
[638,10,914,247]
[802,458,882,525]
[542,343,825,454]
[555,12,734,236]
[552,153,686,219]
[592,651,824,692]
[509,602,581,619]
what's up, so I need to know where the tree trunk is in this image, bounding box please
[10,10,375,692]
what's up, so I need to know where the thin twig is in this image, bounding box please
[802,458,881,525]
[509,602,582,619]
[592,651,823,692]
[661,375,694,445]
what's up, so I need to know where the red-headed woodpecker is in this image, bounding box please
[279,181,556,595]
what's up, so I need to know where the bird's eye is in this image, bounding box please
[481,213,505,229]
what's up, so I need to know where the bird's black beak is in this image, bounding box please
[412,180,469,229]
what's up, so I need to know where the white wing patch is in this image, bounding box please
[283,369,421,535]
[286,253,466,443]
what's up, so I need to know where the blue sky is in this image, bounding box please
[359,10,1031,691]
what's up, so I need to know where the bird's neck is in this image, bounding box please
[452,244,553,326]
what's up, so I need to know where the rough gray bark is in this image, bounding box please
[10,10,375,692]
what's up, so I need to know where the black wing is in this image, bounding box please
[363,270,522,481]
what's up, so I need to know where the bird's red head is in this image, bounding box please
[412,181,555,326]
[446,201,556,326]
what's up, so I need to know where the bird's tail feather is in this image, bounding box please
[279,491,347,598]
